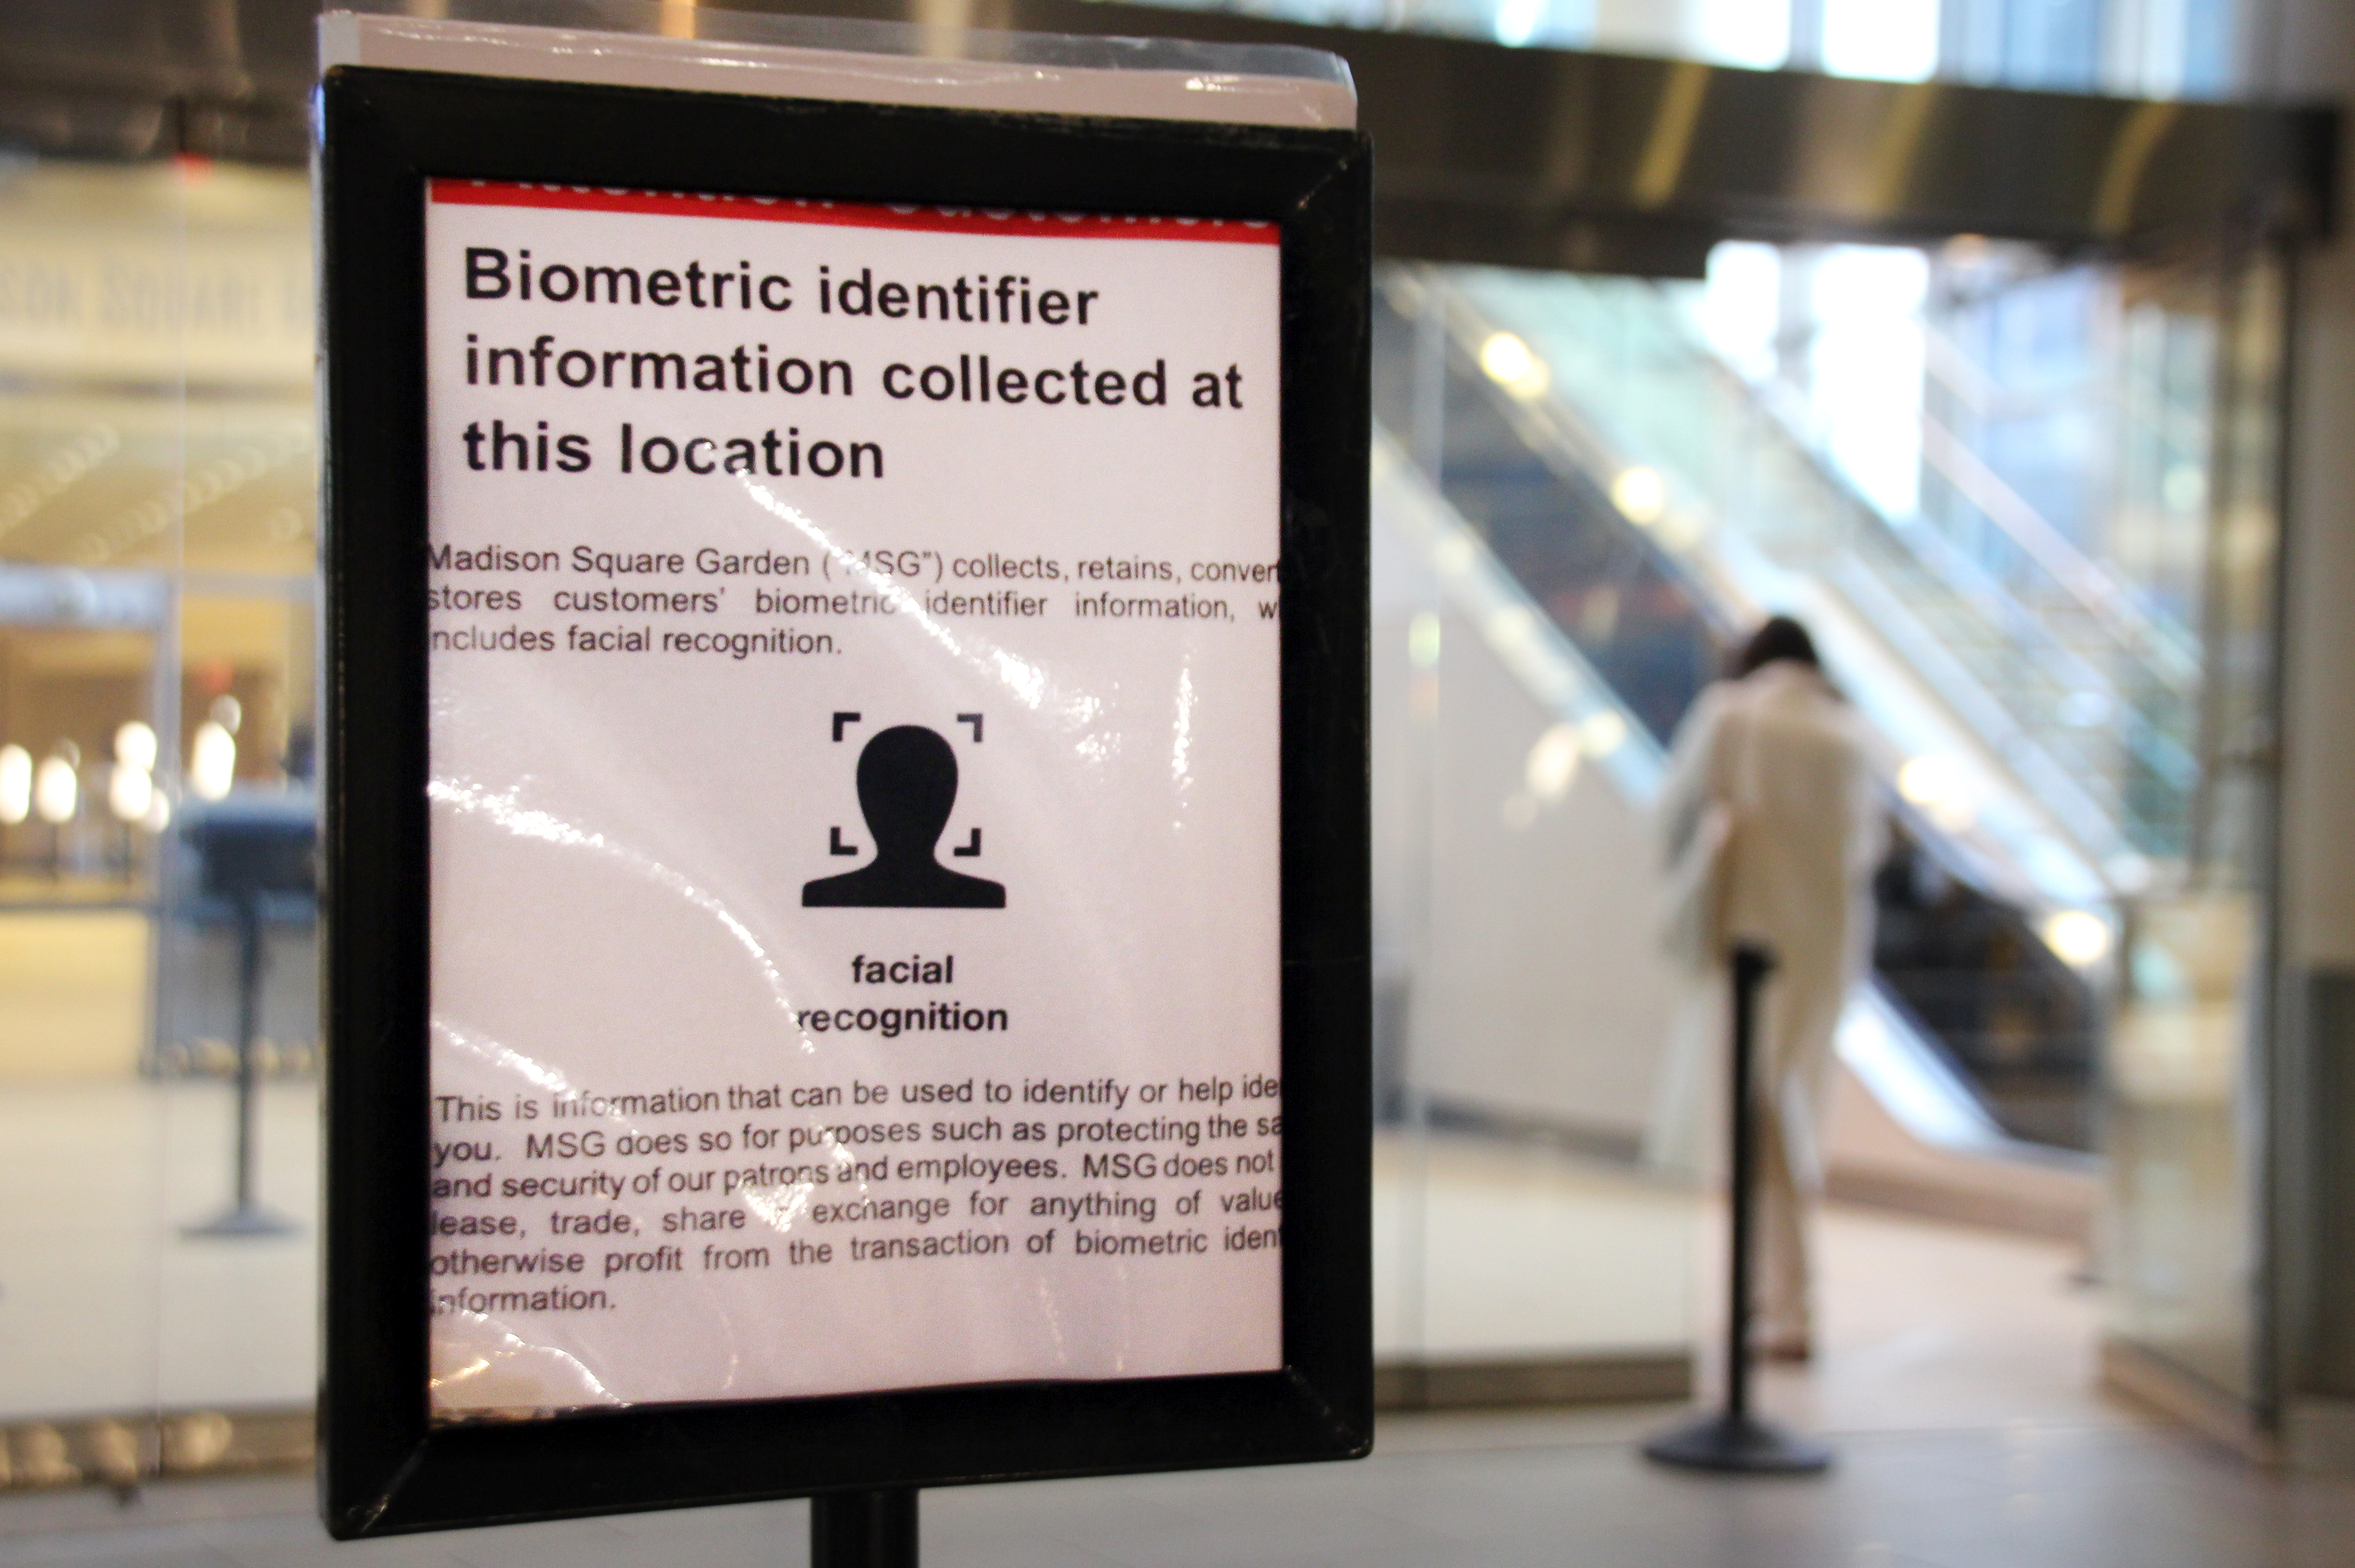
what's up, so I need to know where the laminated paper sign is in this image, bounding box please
[423,181,1285,1413]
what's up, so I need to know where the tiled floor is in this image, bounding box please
[3,1408,2353,1568]
[0,1080,317,1419]
[8,1083,2309,1567]
[0,1079,2067,1419]
[1,1082,1714,1419]
[0,1193,2324,1567]
[1737,1199,2108,1434]
[1375,1132,1695,1360]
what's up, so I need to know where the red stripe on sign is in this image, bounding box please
[428,180,1280,245]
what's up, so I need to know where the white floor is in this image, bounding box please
[0,1082,2222,1568]
[0,1080,318,1419]
[1742,1200,2109,1434]
[4,1406,2346,1568]
[1374,1131,1696,1362]
[1,1085,1705,1421]
[0,1081,2101,1440]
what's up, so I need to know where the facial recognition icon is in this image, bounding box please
[803,719,1005,909]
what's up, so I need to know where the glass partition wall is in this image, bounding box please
[0,156,318,1482]
[1368,235,2288,1420]
[2101,247,2286,1415]
[0,149,2296,1483]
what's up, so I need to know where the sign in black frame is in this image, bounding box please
[320,63,1371,1538]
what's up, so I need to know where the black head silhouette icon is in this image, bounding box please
[859,726,957,861]
[803,725,1005,909]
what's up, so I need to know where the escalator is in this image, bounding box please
[1434,264,2201,872]
[1372,266,2104,1154]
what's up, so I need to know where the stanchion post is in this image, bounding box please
[231,894,263,1211]
[186,890,298,1238]
[1641,941,1831,1474]
[811,1488,918,1568]
[1723,941,1765,1427]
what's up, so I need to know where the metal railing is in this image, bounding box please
[1374,265,2104,1150]
[1432,264,2199,865]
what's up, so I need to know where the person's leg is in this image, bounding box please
[1754,1088,1812,1359]
[1753,975,1843,1359]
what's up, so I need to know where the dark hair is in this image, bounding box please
[1732,615,1821,679]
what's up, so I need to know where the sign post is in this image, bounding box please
[812,1489,918,1568]
[1642,944,1834,1475]
[318,5,1370,1544]
[182,799,314,1239]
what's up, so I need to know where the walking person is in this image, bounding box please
[1652,616,1885,1362]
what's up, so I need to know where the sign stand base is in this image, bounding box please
[812,1488,918,1568]
[1642,1410,1833,1474]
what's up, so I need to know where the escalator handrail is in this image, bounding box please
[1372,430,2091,1161]
[1436,267,2195,853]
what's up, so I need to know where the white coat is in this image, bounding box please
[1649,659,1885,1347]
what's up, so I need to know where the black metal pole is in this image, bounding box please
[232,894,263,1210]
[1723,941,1768,1426]
[185,894,297,1237]
[811,1488,918,1568]
[1641,940,1830,1473]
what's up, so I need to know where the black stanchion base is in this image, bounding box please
[1641,1411,1833,1475]
[183,1203,302,1239]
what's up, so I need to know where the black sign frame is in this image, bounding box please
[320,62,1371,1538]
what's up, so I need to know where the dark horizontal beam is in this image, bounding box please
[0,0,2334,270]
[990,0,2337,262]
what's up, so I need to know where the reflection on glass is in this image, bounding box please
[188,722,236,802]
[1368,235,2282,1413]
[106,760,152,824]
[0,76,2290,1468]
[1140,0,2231,98]
[115,720,157,770]
[32,752,76,824]
[0,156,321,1448]
[2102,251,2284,1404]
[0,744,28,824]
